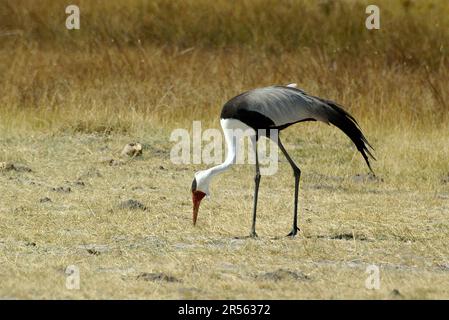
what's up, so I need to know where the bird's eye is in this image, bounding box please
[191,178,197,192]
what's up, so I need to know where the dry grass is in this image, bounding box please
[0,0,448,299]
[1,0,448,130]
[0,127,448,299]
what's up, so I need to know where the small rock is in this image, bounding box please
[121,143,143,158]
[39,197,52,203]
[136,272,180,283]
[119,199,148,211]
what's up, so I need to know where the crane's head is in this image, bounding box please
[191,170,210,226]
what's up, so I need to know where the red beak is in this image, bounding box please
[192,191,206,226]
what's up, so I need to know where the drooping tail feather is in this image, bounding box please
[318,98,376,173]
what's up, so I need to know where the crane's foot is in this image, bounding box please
[286,227,300,238]
[249,231,258,238]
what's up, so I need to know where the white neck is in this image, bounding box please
[205,120,237,178]
[206,147,235,178]
[202,118,255,180]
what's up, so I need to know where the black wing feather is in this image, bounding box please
[316,97,376,173]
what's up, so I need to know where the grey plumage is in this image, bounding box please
[221,85,375,172]
[244,86,331,126]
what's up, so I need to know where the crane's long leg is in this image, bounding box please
[277,138,301,237]
[250,137,260,238]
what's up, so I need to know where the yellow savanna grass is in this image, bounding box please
[0,0,448,133]
[1,1,449,299]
